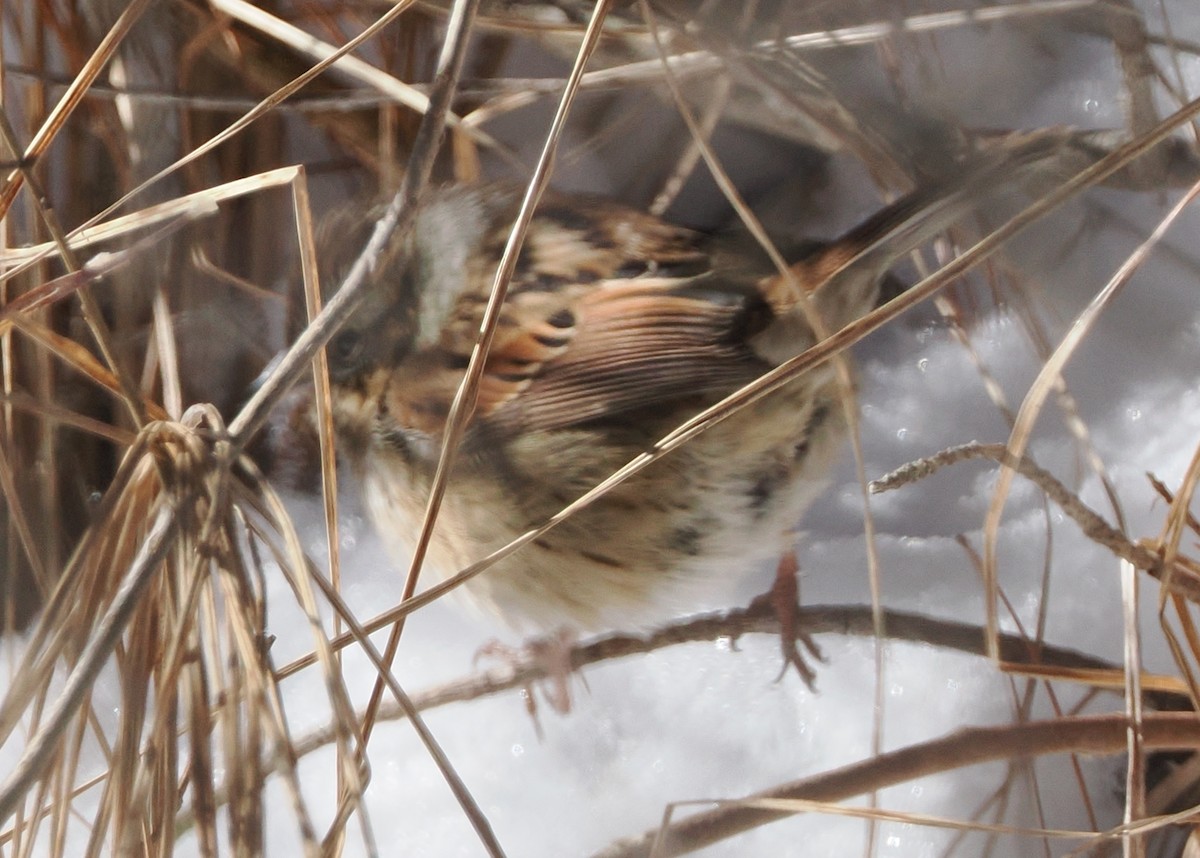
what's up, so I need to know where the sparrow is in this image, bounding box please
[315,139,1061,684]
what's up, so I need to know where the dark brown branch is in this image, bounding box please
[282,601,1192,764]
[589,713,1200,858]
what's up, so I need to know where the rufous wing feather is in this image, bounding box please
[482,278,773,433]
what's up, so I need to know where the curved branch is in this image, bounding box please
[590,713,1200,858]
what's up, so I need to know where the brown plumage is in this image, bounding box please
[319,139,1063,677]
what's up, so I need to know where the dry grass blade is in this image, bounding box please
[1159,441,1200,599]
[641,3,893,844]
[1123,559,1148,858]
[0,432,190,826]
[0,426,51,600]
[209,0,430,117]
[0,168,295,278]
[466,0,1097,132]
[0,0,155,218]
[355,0,615,762]
[0,404,358,852]
[666,797,1103,843]
[229,469,367,854]
[0,206,208,328]
[592,714,1200,858]
[981,170,1200,660]
[11,319,167,421]
[0,109,145,428]
[395,0,616,611]
[0,392,134,445]
[59,0,424,235]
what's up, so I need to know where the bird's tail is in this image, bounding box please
[760,129,1078,332]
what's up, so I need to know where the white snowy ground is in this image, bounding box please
[4,4,1200,858]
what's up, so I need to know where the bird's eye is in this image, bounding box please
[329,329,364,368]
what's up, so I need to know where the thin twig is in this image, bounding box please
[870,443,1190,592]
[274,600,1193,713]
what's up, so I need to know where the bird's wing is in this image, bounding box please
[404,199,778,436]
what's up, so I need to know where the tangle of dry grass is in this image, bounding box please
[2,1,1200,856]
